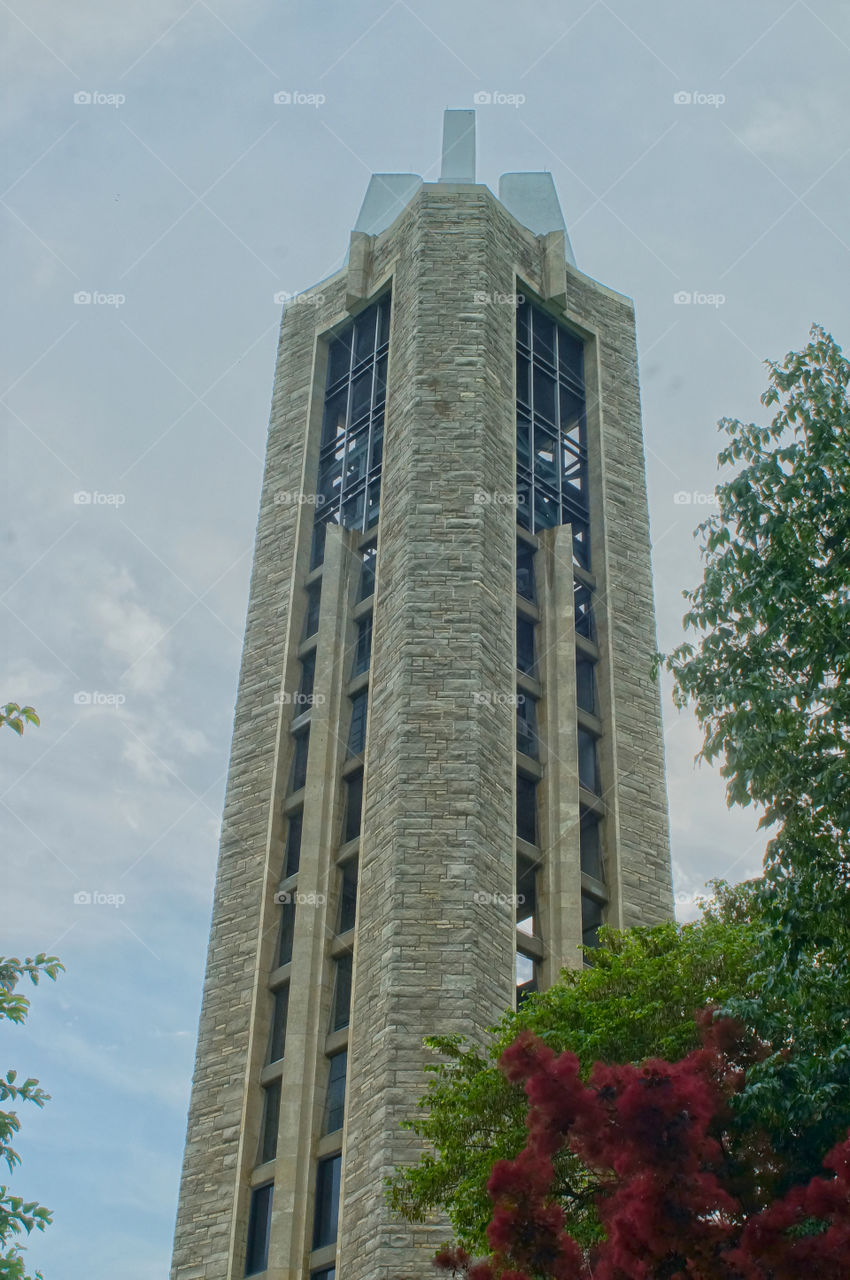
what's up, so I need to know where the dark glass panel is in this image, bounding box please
[532,364,556,426]
[321,387,348,447]
[378,296,391,346]
[558,328,584,387]
[327,331,352,385]
[354,306,377,364]
[313,1154,342,1248]
[289,729,309,793]
[358,544,377,600]
[516,772,538,845]
[245,1184,273,1276]
[516,413,531,471]
[338,860,357,934]
[304,584,321,639]
[349,369,373,424]
[576,658,597,714]
[298,651,316,710]
[278,897,296,967]
[580,811,604,881]
[532,307,555,365]
[574,581,594,639]
[331,953,353,1031]
[516,616,536,675]
[343,771,363,843]
[259,1079,281,1164]
[347,691,368,757]
[310,519,327,570]
[516,354,530,408]
[268,985,289,1063]
[516,692,539,759]
[582,893,605,949]
[323,1051,347,1135]
[516,299,530,348]
[352,614,373,676]
[577,728,600,794]
[516,542,536,601]
[516,854,537,937]
[284,810,302,878]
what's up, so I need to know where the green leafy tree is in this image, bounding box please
[388,885,758,1252]
[1,956,63,1280]
[0,709,39,738]
[662,324,850,1189]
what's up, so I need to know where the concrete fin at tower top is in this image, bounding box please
[439,108,476,183]
[353,173,423,236]
[499,172,577,265]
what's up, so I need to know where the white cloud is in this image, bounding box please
[90,568,172,695]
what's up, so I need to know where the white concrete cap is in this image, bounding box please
[439,108,476,183]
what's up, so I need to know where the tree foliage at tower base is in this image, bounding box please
[433,1015,850,1279]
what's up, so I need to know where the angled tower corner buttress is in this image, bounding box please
[170,109,673,1280]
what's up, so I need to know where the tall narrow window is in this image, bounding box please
[357,542,377,601]
[343,771,363,843]
[316,295,391,535]
[259,1078,281,1164]
[245,1184,273,1276]
[576,658,597,714]
[347,691,368,757]
[284,810,303,878]
[290,729,309,793]
[351,614,373,676]
[516,951,538,1005]
[516,299,589,565]
[516,692,539,760]
[337,860,357,934]
[577,728,600,794]
[268,985,289,1063]
[574,580,594,640]
[278,897,296,967]
[304,583,322,639]
[580,811,604,881]
[297,651,316,711]
[516,616,536,675]
[582,893,605,950]
[516,773,538,846]
[322,1051,348,1134]
[330,953,353,1032]
[516,854,538,937]
[313,1154,342,1249]
[516,540,536,602]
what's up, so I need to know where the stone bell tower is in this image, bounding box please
[170,109,672,1280]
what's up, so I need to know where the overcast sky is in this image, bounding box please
[2,1,849,1276]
